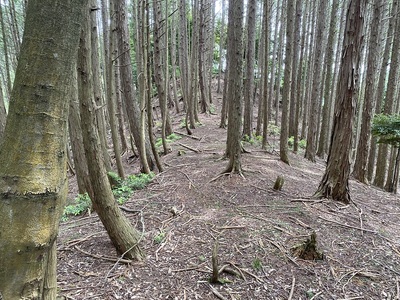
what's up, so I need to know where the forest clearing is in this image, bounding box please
[57,106,400,299]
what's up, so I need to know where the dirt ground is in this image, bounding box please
[58,97,400,300]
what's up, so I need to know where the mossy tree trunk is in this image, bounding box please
[78,3,144,261]
[315,0,366,204]
[0,0,86,298]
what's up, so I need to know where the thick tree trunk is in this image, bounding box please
[0,0,85,298]
[315,0,366,203]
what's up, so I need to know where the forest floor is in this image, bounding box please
[58,94,400,300]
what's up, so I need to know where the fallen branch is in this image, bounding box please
[75,246,132,264]
[177,142,201,153]
[318,215,377,234]
[173,131,201,140]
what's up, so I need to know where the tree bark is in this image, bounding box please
[78,4,144,261]
[367,1,393,182]
[115,0,154,173]
[316,0,339,159]
[374,0,400,189]
[280,0,296,164]
[243,0,257,138]
[0,0,85,297]
[315,0,366,203]
[305,0,328,162]
[352,0,382,183]
[224,0,244,173]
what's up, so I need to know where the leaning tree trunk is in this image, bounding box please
[78,5,144,261]
[0,0,85,298]
[315,0,366,203]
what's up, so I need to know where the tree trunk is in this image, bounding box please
[0,1,12,98]
[0,82,5,140]
[316,0,339,159]
[115,0,154,173]
[0,0,85,297]
[261,0,270,149]
[152,0,172,138]
[315,0,366,203]
[305,0,328,162]
[243,0,257,138]
[280,0,296,164]
[374,0,399,189]
[288,0,302,141]
[68,78,94,196]
[367,1,393,182]
[78,5,144,260]
[352,0,382,183]
[90,0,112,172]
[224,0,244,173]
[217,0,226,94]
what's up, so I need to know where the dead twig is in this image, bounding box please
[288,216,312,229]
[171,263,207,273]
[208,284,228,300]
[265,238,299,267]
[179,170,196,188]
[216,225,246,230]
[288,276,296,300]
[309,291,323,300]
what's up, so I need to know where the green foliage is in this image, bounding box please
[288,136,307,149]
[62,193,91,221]
[252,257,263,271]
[112,172,155,204]
[62,172,155,220]
[155,133,181,148]
[372,114,400,147]
[268,123,281,136]
[242,134,262,146]
[153,231,166,244]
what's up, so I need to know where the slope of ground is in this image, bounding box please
[58,108,400,300]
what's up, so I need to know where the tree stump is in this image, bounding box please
[273,175,285,191]
[291,232,323,260]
